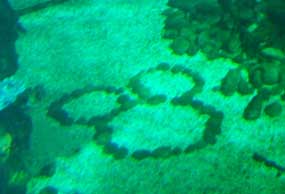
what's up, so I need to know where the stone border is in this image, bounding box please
[47,63,225,160]
[252,152,285,176]
[128,63,205,104]
[47,85,125,126]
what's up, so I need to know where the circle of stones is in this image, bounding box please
[127,63,204,104]
[47,63,224,160]
[47,85,125,126]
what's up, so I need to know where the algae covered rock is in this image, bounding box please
[203,111,224,144]
[164,9,188,29]
[237,76,254,95]
[261,63,280,85]
[264,101,282,117]
[132,149,152,160]
[220,69,241,96]
[249,68,263,88]
[39,186,58,194]
[146,94,167,105]
[264,0,285,30]
[261,47,285,60]
[243,94,263,120]
[170,37,190,55]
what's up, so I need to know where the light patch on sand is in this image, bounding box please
[110,103,208,152]
[140,70,195,98]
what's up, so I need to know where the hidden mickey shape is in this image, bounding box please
[47,63,224,160]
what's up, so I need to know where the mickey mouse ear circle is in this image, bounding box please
[47,63,224,160]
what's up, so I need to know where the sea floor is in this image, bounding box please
[8,0,285,193]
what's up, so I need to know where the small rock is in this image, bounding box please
[103,142,119,154]
[38,162,56,177]
[48,103,73,126]
[261,63,280,85]
[180,27,196,42]
[203,111,224,144]
[117,94,137,110]
[171,37,190,55]
[128,78,151,100]
[147,95,167,105]
[264,101,282,117]
[39,186,58,194]
[243,95,263,120]
[220,69,241,96]
[199,104,217,115]
[171,64,186,73]
[249,68,263,88]
[172,147,182,155]
[237,77,254,95]
[113,146,128,160]
[151,146,173,158]
[156,63,170,71]
[132,149,152,160]
[103,142,128,159]
[164,9,188,29]
[163,28,179,39]
[261,47,285,60]
[171,91,193,106]
[258,88,271,101]
[189,99,204,112]
[93,124,112,142]
[269,85,283,95]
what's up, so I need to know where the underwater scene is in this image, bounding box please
[1,0,285,193]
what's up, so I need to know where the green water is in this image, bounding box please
[0,0,285,193]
